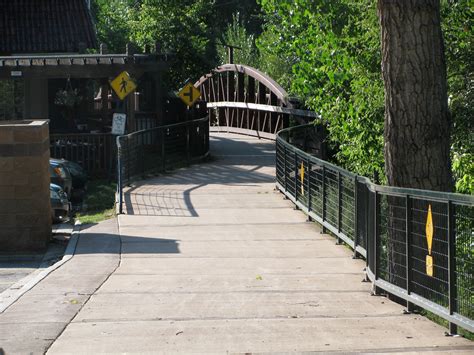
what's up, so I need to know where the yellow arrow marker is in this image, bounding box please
[426,204,434,255]
[300,162,304,195]
[425,204,434,277]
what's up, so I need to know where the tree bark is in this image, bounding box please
[378,0,453,192]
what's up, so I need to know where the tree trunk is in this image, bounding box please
[378,0,452,192]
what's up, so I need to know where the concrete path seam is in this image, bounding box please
[0,221,81,314]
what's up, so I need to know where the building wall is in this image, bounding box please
[24,78,48,119]
[0,120,51,253]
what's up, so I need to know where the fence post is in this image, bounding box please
[405,195,414,312]
[337,171,342,244]
[186,124,191,165]
[294,151,298,203]
[353,176,359,258]
[116,136,123,215]
[373,191,381,295]
[321,165,326,233]
[447,200,458,335]
[283,145,288,194]
[161,129,166,172]
[307,157,312,219]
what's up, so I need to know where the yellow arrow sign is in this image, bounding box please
[178,82,201,107]
[110,71,137,100]
[425,204,434,277]
[300,162,304,195]
[426,204,434,255]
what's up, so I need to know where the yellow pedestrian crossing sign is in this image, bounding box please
[110,71,137,100]
[178,82,201,107]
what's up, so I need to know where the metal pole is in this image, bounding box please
[321,165,326,233]
[294,151,298,202]
[447,201,458,335]
[373,191,381,295]
[405,195,414,312]
[116,136,123,214]
[307,157,311,214]
[283,145,288,194]
[186,124,190,165]
[353,176,359,258]
[337,171,342,244]
[161,129,166,171]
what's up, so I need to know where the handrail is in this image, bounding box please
[276,123,474,334]
[116,116,210,214]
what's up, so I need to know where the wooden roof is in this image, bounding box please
[0,0,97,54]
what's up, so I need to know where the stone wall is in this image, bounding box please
[0,120,51,253]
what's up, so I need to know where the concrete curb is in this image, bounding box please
[0,221,81,314]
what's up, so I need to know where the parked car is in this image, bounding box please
[50,183,70,223]
[49,159,73,198]
[53,159,88,201]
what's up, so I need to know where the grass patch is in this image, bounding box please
[75,179,116,224]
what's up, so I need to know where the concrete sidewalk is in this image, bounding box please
[49,134,471,353]
[0,219,120,354]
[1,133,472,353]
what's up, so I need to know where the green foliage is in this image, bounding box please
[75,179,116,224]
[91,0,134,53]
[258,0,384,180]
[217,13,260,66]
[128,0,217,88]
[442,0,473,194]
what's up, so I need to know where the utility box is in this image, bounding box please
[0,120,51,253]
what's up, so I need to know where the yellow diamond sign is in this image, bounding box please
[300,162,305,195]
[178,83,201,107]
[110,71,137,100]
[426,204,434,255]
[425,204,434,277]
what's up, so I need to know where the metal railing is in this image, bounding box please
[50,132,115,176]
[116,116,209,214]
[276,124,474,334]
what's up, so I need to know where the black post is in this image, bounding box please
[321,165,326,233]
[161,129,166,171]
[294,151,298,203]
[337,171,342,244]
[186,124,190,165]
[353,176,359,258]
[447,201,458,335]
[307,157,312,215]
[283,145,288,194]
[373,191,381,295]
[405,195,414,312]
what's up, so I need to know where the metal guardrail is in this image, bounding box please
[276,124,474,334]
[116,116,210,214]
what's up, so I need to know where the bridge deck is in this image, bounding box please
[50,133,472,353]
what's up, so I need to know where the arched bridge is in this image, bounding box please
[195,63,319,140]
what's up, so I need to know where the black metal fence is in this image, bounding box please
[116,116,209,213]
[276,124,473,334]
[50,133,115,176]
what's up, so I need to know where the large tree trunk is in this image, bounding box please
[378,0,452,192]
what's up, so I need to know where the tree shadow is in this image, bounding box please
[122,134,277,216]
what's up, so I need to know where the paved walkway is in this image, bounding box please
[1,133,472,353]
